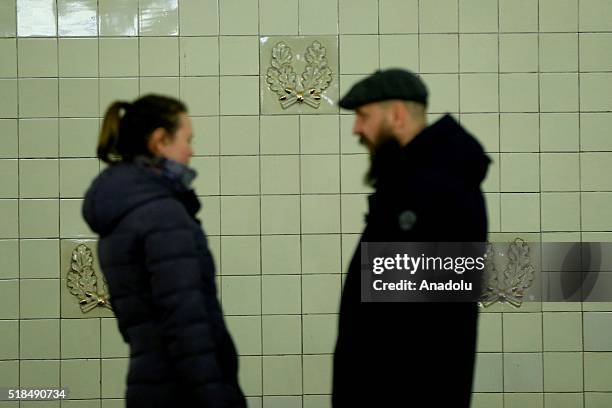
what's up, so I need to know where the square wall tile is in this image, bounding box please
[99,38,139,77]
[300,115,339,154]
[101,358,128,397]
[303,354,332,394]
[19,119,58,158]
[500,154,539,192]
[0,361,18,390]
[239,356,262,396]
[20,360,59,388]
[302,274,341,313]
[20,239,59,278]
[19,159,59,198]
[191,157,219,195]
[582,153,612,191]
[299,0,338,35]
[0,239,18,279]
[500,113,539,152]
[503,313,542,352]
[580,0,612,31]
[582,193,612,231]
[0,320,18,359]
[581,113,612,151]
[100,78,139,115]
[544,393,583,408]
[459,34,498,73]
[220,196,260,235]
[261,116,299,154]
[199,196,220,236]
[0,0,16,37]
[422,74,459,113]
[262,275,301,314]
[262,314,301,354]
[0,280,19,318]
[19,78,58,117]
[541,193,580,231]
[0,120,18,158]
[500,193,540,232]
[58,38,98,77]
[477,313,502,352]
[459,74,499,112]
[260,156,299,194]
[459,0,498,33]
[504,353,544,392]
[500,74,539,113]
[180,77,219,116]
[303,314,337,354]
[0,39,17,77]
[220,156,259,195]
[301,195,340,233]
[541,153,580,191]
[540,114,579,152]
[420,35,459,73]
[179,0,218,35]
[220,236,261,276]
[0,159,17,198]
[341,194,368,233]
[180,37,218,76]
[585,393,612,407]
[17,38,57,77]
[500,34,538,73]
[139,37,179,76]
[584,352,612,391]
[221,76,259,115]
[0,200,18,239]
[60,199,94,238]
[420,0,458,33]
[220,36,259,75]
[340,35,378,74]
[141,77,179,98]
[499,0,538,32]
[20,319,59,358]
[20,279,60,318]
[59,119,98,157]
[57,0,97,36]
[540,34,578,72]
[580,34,612,71]
[139,0,178,36]
[261,195,300,235]
[471,394,504,408]
[261,235,301,275]
[226,316,262,356]
[473,353,503,392]
[379,34,419,72]
[0,79,17,117]
[221,276,261,315]
[101,318,129,358]
[61,318,101,358]
[99,0,138,36]
[263,396,300,408]
[263,355,302,395]
[260,0,298,36]
[220,116,259,155]
[339,0,378,34]
[460,114,499,152]
[220,0,258,35]
[584,312,612,351]
[540,73,579,112]
[61,359,100,399]
[59,78,99,117]
[540,0,578,32]
[504,394,544,408]
[301,234,341,274]
[301,155,339,194]
[191,116,219,156]
[580,73,612,111]
[379,0,418,34]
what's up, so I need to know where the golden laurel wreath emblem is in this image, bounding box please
[479,238,535,308]
[266,41,333,109]
[66,244,112,313]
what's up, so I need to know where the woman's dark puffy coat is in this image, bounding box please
[82,161,245,408]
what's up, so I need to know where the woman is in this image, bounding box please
[83,95,246,407]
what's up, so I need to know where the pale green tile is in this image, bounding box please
[18,78,59,118]
[0,0,16,37]
[303,354,332,394]
[421,74,459,113]
[541,193,580,231]
[301,155,339,194]
[190,156,219,196]
[420,0,457,33]
[219,0,258,35]
[340,193,368,234]
[262,355,302,395]
[59,159,99,198]
[58,38,98,77]
[0,280,18,319]
[471,393,503,408]
[20,360,59,388]
[0,39,16,77]
[580,73,612,111]
[0,120,18,158]
[0,159,17,198]
[500,154,539,192]
[473,353,503,392]
[540,113,579,152]
[380,34,419,72]
[19,159,59,198]
[540,34,578,72]
[541,153,580,191]
[61,319,101,358]
[301,234,341,274]
[298,0,338,35]
[220,196,259,235]
[17,38,57,77]
[580,33,612,71]
[459,73,499,113]
[540,73,579,113]
[477,313,502,352]
[179,36,218,76]
[579,0,612,31]
[219,36,258,75]
[540,0,577,32]
[101,358,128,398]
[500,34,538,72]
[60,359,100,399]
[99,0,138,36]
[543,312,583,351]
[139,0,178,36]
[585,352,612,391]
[504,353,544,392]
[99,38,138,77]
[19,119,59,158]
[545,393,583,408]
[20,279,60,318]
[500,74,539,113]
[340,154,371,194]
[261,195,300,235]
[20,319,60,359]
[459,34,498,73]
[500,193,540,232]
[220,156,259,195]
[0,320,18,359]
[302,274,341,314]
[262,315,301,355]
[585,392,612,408]
[191,116,219,156]
[504,393,544,408]
[221,276,261,315]
[300,115,339,154]
[20,239,60,279]
[220,236,261,276]
[302,314,337,354]
[582,192,612,231]
[582,153,612,191]
[339,35,378,75]
[420,34,459,73]
[0,361,19,388]
[179,77,219,116]
[500,113,539,152]
[459,0,498,32]
[19,199,59,238]
[0,239,18,279]
[260,116,299,154]
[259,0,298,36]
[0,79,17,118]
[499,0,538,32]
[101,318,129,358]
[301,195,340,234]
[261,235,301,275]
[60,199,95,238]
[262,275,301,315]
[339,0,377,34]
[260,156,299,195]
[238,356,262,396]
[226,315,262,355]
[584,312,612,351]
[219,76,258,115]
[139,37,178,76]
[543,352,583,392]
[59,78,99,117]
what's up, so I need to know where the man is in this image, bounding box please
[332,69,490,407]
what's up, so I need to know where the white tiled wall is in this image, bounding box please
[1,1,612,407]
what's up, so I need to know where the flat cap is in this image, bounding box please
[338,68,428,110]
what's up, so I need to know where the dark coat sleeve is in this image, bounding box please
[138,198,242,407]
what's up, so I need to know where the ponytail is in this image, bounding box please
[97,95,187,165]
[97,101,131,164]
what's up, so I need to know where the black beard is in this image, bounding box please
[364,135,403,188]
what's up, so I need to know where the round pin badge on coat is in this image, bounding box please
[398,210,417,231]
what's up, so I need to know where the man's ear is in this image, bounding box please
[390,101,407,127]
[147,128,167,155]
